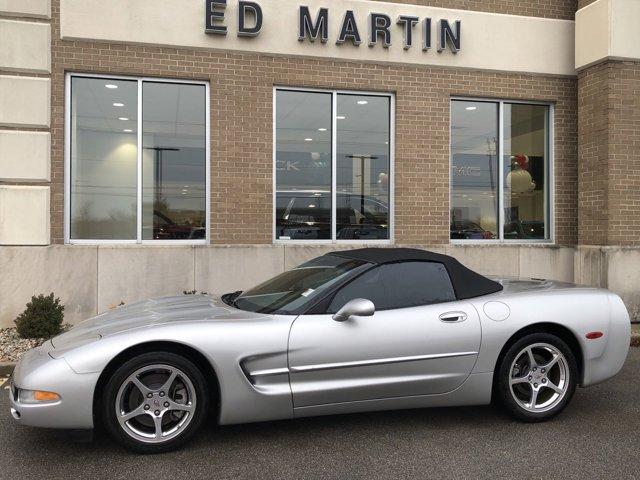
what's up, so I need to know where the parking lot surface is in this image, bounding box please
[0,349,638,480]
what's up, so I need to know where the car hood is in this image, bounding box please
[50,294,264,349]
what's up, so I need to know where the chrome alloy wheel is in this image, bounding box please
[508,343,569,413]
[115,364,196,444]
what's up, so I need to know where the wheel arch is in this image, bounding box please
[491,322,584,395]
[92,341,221,426]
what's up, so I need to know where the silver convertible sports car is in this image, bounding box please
[10,248,631,453]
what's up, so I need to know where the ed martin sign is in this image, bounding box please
[205,1,461,53]
[59,0,575,76]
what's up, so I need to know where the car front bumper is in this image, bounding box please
[9,344,100,429]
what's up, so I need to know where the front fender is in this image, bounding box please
[52,318,296,425]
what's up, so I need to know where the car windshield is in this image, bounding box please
[232,255,370,314]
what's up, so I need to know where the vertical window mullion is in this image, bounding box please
[331,91,338,242]
[136,80,143,243]
[498,101,505,242]
[544,106,550,241]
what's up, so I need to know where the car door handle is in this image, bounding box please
[439,311,467,323]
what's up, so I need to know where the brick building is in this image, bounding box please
[0,0,639,326]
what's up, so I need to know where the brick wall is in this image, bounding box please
[606,62,640,245]
[50,0,578,246]
[578,61,640,246]
[577,0,598,9]
[578,62,610,245]
[382,0,576,19]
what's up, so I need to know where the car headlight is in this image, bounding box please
[17,389,61,404]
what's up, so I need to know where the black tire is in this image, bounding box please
[102,351,209,453]
[496,332,578,422]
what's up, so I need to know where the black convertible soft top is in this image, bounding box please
[327,248,503,300]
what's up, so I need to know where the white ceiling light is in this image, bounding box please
[118,117,129,121]
[336,115,346,120]
[465,106,477,111]
[318,128,328,132]
[113,102,124,107]
[357,100,368,105]
[304,138,313,142]
[105,84,118,89]
[123,129,133,133]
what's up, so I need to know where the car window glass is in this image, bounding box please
[233,256,370,314]
[328,261,456,312]
[329,267,386,312]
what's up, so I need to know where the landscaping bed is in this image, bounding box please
[0,328,45,363]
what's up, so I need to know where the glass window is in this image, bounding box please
[68,76,208,243]
[233,255,370,314]
[336,94,390,240]
[450,101,498,240]
[503,104,548,240]
[70,78,138,240]
[329,261,456,312]
[450,99,550,242]
[142,82,207,240]
[275,89,393,242]
[275,90,332,240]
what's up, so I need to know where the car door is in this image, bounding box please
[288,261,481,408]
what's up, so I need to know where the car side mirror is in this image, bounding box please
[332,298,375,322]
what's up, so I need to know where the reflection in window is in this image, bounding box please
[142,82,207,240]
[450,100,550,241]
[450,101,498,240]
[336,94,390,240]
[504,104,548,240]
[275,90,332,240]
[68,76,208,242]
[275,89,392,241]
[70,78,138,239]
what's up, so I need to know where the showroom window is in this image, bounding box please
[274,88,393,242]
[450,99,552,242]
[65,74,209,243]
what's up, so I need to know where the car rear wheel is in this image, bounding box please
[103,352,209,453]
[496,333,578,422]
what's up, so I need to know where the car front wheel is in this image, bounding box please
[496,333,578,422]
[103,352,209,453]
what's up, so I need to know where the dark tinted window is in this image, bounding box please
[329,261,456,312]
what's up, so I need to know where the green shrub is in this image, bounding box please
[15,293,65,339]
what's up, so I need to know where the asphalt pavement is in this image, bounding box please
[0,349,638,480]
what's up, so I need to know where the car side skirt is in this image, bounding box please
[290,372,493,419]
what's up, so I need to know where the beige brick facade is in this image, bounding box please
[48,0,578,246]
[578,60,640,245]
[5,0,640,327]
[578,0,598,9]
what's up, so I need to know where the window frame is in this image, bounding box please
[273,86,395,245]
[64,72,211,245]
[449,96,555,245]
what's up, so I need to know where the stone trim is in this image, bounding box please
[0,4,52,246]
[576,0,640,71]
